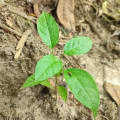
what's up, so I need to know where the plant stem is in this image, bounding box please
[91,114,95,120]
[55,75,58,104]
[50,48,54,55]
[50,48,58,104]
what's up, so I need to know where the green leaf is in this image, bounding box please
[64,36,92,56]
[22,74,52,88]
[40,80,53,89]
[22,74,39,88]
[35,55,62,82]
[37,12,59,48]
[57,86,67,102]
[64,68,100,117]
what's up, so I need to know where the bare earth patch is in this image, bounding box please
[0,0,120,119]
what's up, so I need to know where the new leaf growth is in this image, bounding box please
[22,12,100,118]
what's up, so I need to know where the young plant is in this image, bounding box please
[22,12,100,118]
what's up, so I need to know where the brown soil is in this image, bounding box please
[0,0,120,120]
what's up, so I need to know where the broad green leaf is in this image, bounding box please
[57,86,67,102]
[22,74,52,88]
[22,74,39,88]
[64,68,100,117]
[37,12,59,48]
[35,55,62,82]
[64,36,92,56]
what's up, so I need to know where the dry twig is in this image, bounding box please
[14,29,32,59]
[7,5,36,23]
[0,22,22,36]
[33,3,40,17]
[0,2,37,23]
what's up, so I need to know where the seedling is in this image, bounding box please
[22,12,100,118]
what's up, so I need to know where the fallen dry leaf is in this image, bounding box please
[104,61,120,106]
[57,0,75,31]
[105,82,120,105]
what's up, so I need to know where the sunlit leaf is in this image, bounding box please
[64,68,100,117]
[37,12,59,48]
[22,74,52,89]
[64,36,92,56]
[35,55,62,82]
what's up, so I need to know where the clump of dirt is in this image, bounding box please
[0,0,120,120]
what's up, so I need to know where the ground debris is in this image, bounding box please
[0,0,119,120]
[0,22,22,36]
[57,0,75,32]
[14,29,32,59]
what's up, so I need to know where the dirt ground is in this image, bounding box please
[0,0,120,120]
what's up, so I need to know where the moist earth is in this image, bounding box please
[0,0,120,120]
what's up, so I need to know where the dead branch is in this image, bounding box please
[14,29,32,59]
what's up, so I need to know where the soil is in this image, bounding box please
[0,0,120,120]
